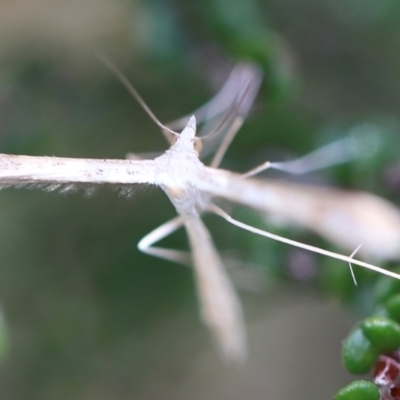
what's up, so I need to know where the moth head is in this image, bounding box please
[185,116,202,152]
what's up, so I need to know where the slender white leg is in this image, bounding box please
[348,243,363,286]
[209,204,400,281]
[241,161,272,178]
[138,216,192,266]
[167,63,262,132]
[210,117,244,168]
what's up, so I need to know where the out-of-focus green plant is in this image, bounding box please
[0,310,8,363]
[0,0,400,399]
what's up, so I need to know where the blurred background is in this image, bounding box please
[0,0,400,398]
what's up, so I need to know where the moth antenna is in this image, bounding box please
[97,55,179,138]
[210,205,400,281]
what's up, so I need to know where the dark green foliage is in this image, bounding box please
[0,0,400,399]
[362,316,400,352]
[339,281,400,397]
[342,325,379,374]
[334,380,380,400]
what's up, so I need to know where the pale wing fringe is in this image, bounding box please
[0,154,158,186]
[199,168,400,261]
[184,217,247,364]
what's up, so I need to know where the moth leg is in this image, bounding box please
[138,216,192,266]
[167,63,262,157]
[242,136,364,177]
[241,160,272,178]
[209,116,244,168]
[167,63,261,132]
[209,204,400,281]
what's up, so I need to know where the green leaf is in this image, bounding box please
[362,316,400,352]
[334,380,380,400]
[342,325,379,374]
